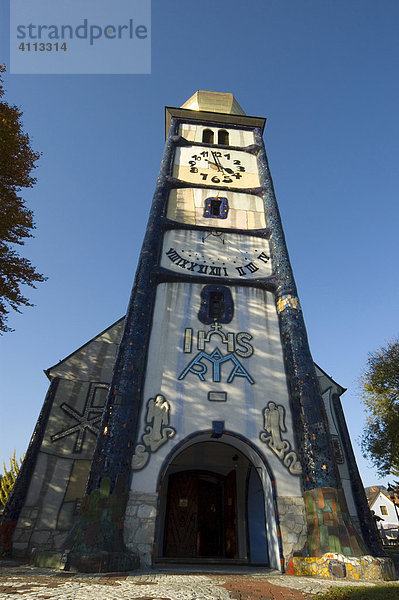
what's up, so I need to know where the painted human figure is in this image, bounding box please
[259,401,302,475]
[142,394,174,452]
[262,401,289,457]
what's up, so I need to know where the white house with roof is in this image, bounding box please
[366,487,399,542]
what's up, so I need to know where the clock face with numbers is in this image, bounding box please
[173,146,260,189]
[161,230,272,279]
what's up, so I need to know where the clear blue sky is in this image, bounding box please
[1,0,398,489]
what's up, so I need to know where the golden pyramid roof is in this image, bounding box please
[180,90,246,115]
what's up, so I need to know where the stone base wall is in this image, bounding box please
[277,496,307,565]
[124,492,158,568]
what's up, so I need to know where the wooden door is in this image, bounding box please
[163,469,238,559]
[164,472,198,557]
[197,476,223,557]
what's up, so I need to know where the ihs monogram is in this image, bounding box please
[179,323,255,384]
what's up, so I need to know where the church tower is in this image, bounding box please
[2,91,391,579]
[78,90,380,571]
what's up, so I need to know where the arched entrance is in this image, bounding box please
[156,436,279,566]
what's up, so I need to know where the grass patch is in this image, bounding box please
[315,585,399,600]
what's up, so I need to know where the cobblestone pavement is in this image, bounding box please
[0,562,398,600]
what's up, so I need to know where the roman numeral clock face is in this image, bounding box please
[173,146,260,189]
[161,230,272,279]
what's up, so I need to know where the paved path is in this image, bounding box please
[0,562,398,600]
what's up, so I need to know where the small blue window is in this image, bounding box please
[203,197,229,220]
[198,285,234,324]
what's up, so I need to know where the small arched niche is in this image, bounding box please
[218,129,229,145]
[202,128,214,144]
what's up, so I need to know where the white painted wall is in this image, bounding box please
[167,188,266,230]
[371,492,399,530]
[130,281,301,499]
[321,387,358,519]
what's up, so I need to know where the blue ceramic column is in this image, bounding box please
[254,127,337,490]
[254,127,367,557]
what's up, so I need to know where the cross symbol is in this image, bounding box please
[210,322,223,332]
[51,390,105,453]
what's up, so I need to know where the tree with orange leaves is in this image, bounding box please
[0,65,46,332]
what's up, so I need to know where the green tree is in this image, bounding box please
[361,339,399,477]
[0,64,45,333]
[0,451,23,507]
